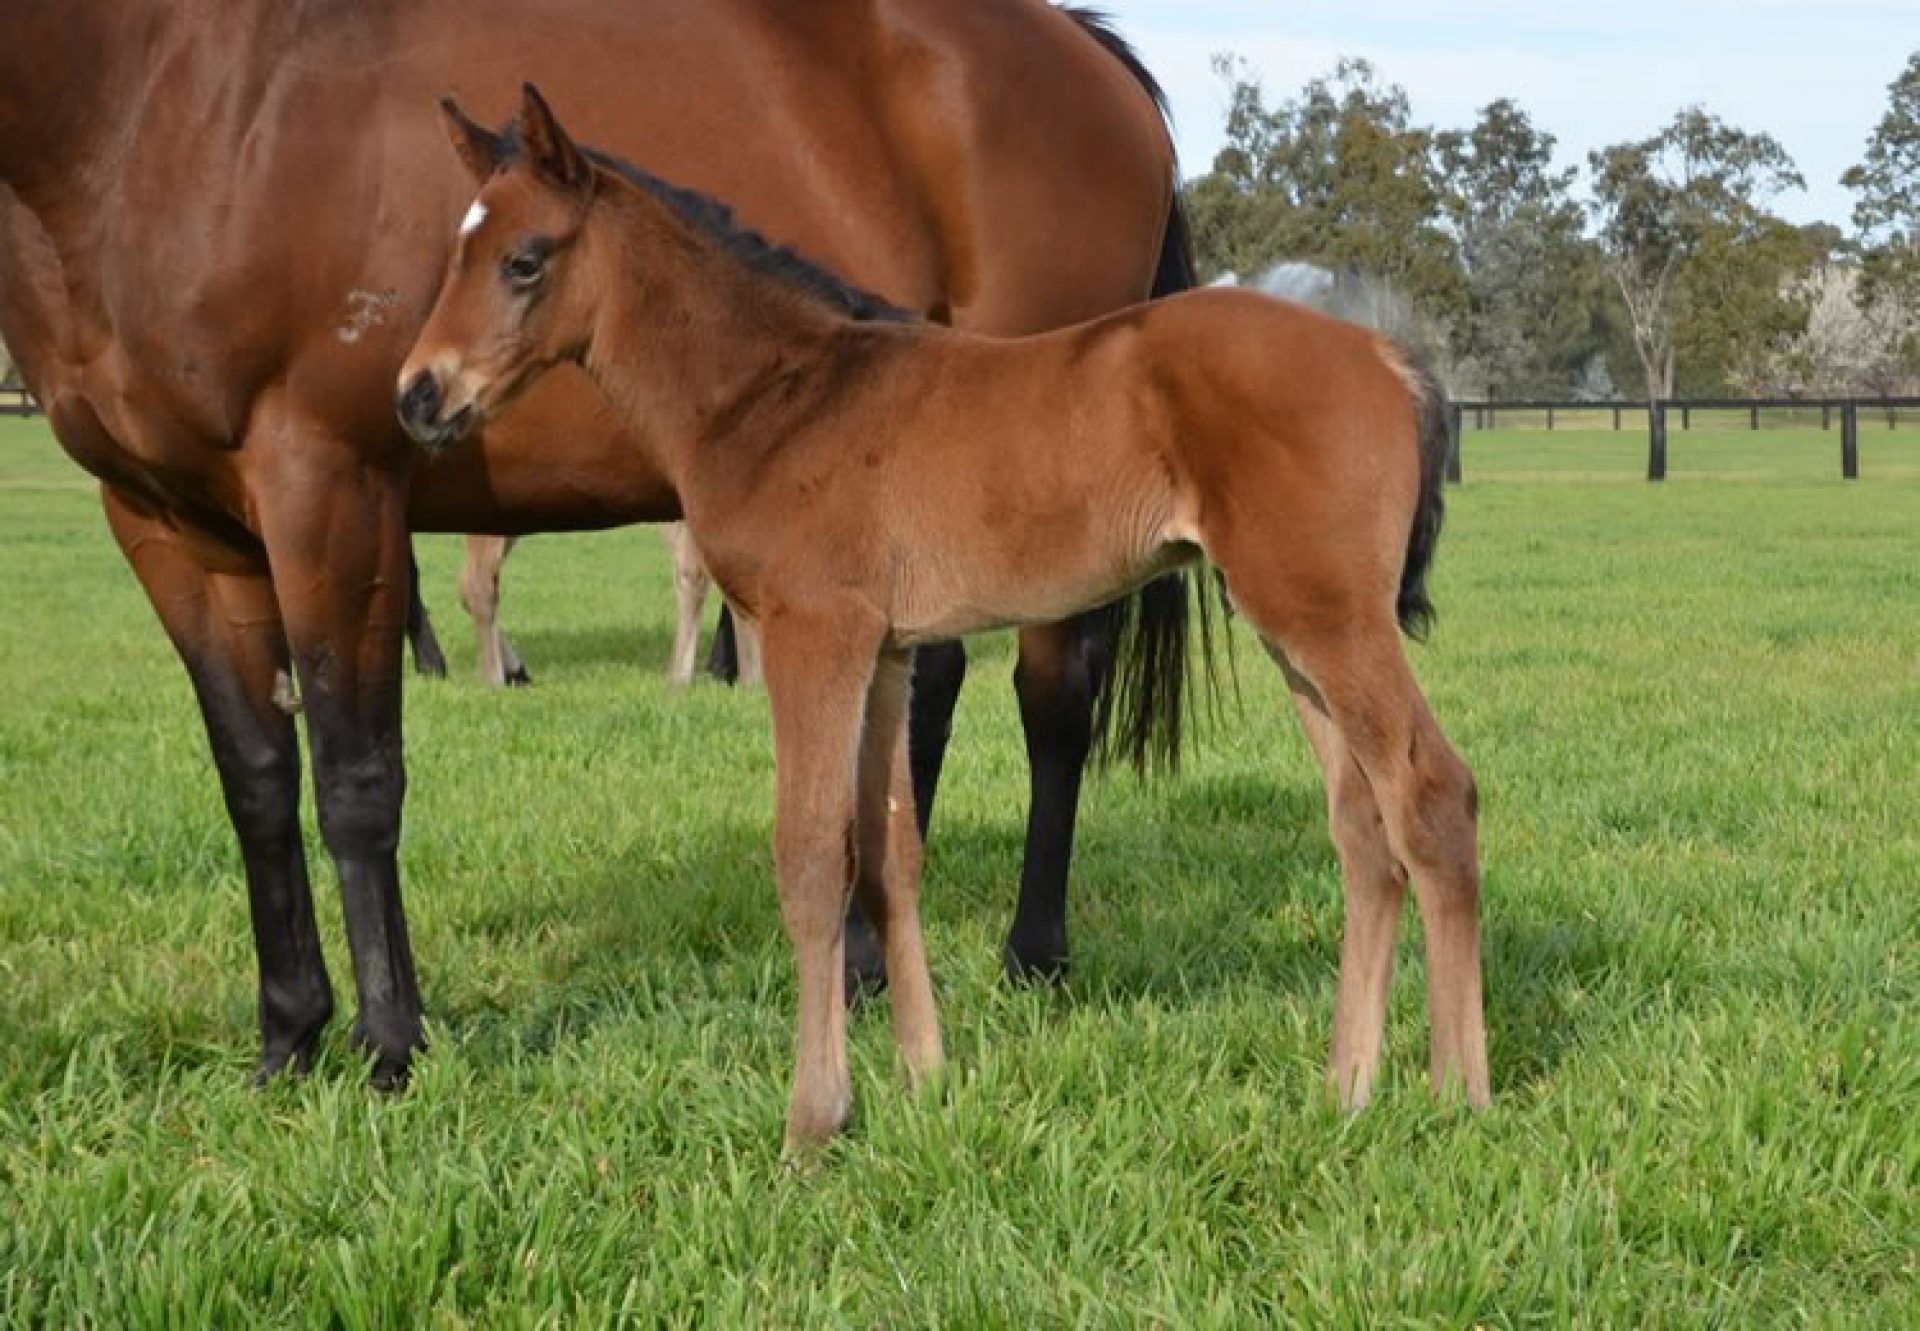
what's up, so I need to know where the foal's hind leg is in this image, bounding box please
[1224,561,1488,1107]
[1263,623,1488,1107]
[852,649,943,1083]
[1279,661,1409,1108]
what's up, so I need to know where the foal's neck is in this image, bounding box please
[580,186,867,487]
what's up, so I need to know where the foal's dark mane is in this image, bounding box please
[496,128,913,325]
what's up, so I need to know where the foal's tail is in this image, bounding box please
[1395,349,1453,642]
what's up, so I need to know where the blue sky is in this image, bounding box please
[1092,1,1919,228]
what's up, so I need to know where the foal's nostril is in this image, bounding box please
[397,370,442,432]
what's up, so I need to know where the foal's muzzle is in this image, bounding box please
[395,369,476,452]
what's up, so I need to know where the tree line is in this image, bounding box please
[1187,51,1920,402]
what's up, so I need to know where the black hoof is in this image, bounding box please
[412,647,449,679]
[349,1018,422,1091]
[1002,936,1070,986]
[252,1035,322,1086]
[504,665,532,687]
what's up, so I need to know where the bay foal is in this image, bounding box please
[399,88,1489,1150]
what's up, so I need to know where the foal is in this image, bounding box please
[398,87,1489,1150]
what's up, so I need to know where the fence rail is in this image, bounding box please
[1446,396,1920,482]
[0,386,39,416]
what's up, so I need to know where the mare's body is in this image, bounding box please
[0,0,1188,1080]
[400,92,1489,1151]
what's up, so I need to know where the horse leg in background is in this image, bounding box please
[1000,610,1118,982]
[404,541,449,678]
[731,604,763,687]
[459,533,530,687]
[662,521,709,686]
[757,600,893,1152]
[258,441,425,1086]
[843,638,967,998]
[102,488,336,1080]
[851,648,942,1084]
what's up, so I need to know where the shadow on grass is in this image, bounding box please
[509,624,684,679]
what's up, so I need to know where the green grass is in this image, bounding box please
[3,417,1917,1326]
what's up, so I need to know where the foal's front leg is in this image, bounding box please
[853,649,943,1083]
[759,603,888,1152]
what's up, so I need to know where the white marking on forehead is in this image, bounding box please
[459,200,488,238]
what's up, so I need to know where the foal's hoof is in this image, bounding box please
[1002,936,1070,987]
[504,664,532,687]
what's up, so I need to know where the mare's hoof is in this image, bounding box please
[349,1018,422,1092]
[504,664,532,687]
[252,1037,322,1086]
[843,916,888,1005]
[1002,936,1070,986]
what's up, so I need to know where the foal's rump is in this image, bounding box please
[1124,289,1449,631]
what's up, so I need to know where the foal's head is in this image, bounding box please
[397,84,603,452]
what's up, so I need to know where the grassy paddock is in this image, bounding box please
[2,419,1917,1325]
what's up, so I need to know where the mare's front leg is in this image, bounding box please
[403,541,448,678]
[758,600,890,1153]
[257,443,424,1087]
[103,489,335,1079]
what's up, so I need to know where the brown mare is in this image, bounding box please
[0,0,1193,1086]
[400,89,1490,1151]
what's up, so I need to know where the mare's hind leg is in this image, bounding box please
[758,600,890,1152]
[852,649,943,1082]
[661,522,709,687]
[103,489,335,1080]
[1000,611,1116,981]
[459,534,529,687]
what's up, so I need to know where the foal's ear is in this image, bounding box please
[517,83,593,195]
[440,96,503,182]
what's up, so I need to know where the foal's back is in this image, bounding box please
[697,289,1422,643]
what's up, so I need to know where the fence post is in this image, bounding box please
[1613,406,1622,431]
[1648,401,1668,481]
[1446,402,1464,484]
[1822,402,1831,430]
[1841,402,1859,479]
[1546,406,1556,431]
[1681,405,1691,430]
[1750,404,1759,431]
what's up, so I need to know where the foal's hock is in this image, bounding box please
[399,86,1489,1152]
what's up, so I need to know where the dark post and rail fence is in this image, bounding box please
[1445,395,1918,483]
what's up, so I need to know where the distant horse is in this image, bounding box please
[0,0,1193,1088]
[400,88,1489,1151]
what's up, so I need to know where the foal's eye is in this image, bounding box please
[500,248,546,288]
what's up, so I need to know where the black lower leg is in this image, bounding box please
[1003,613,1114,983]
